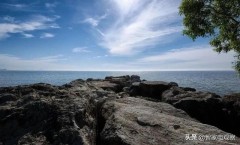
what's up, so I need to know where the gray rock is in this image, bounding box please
[162,87,240,137]
[168,82,178,87]
[99,97,239,145]
[105,75,130,82]
[86,78,93,81]
[0,93,17,104]
[89,81,121,92]
[221,93,240,136]
[104,76,132,92]
[130,81,171,99]
[162,87,193,103]
[122,87,130,93]
[182,87,196,92]
[0,83,97,145]
[130,75,141,82]
[129,82,140,96]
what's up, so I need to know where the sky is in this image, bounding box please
[0,0,236,71]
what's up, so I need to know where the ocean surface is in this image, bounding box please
[0,71,239,96]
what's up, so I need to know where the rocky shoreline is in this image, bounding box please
[0,75,239,145]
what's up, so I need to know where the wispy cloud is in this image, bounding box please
[83,14,107,27]
[83,18,99,27]
[97,0,181,55]
[22,33,34,38]
[37,55,65,61]
[45,2,58,9]
[93,54,108,59]
[72,47,91,53]
[45,2,58,12]
[0,54,76,71]
[138,46,235,70]
[0,3,27,9]
[0,15,59,39]
[0,3,37,12]
[2,16,15,23]
[40,33,55,38]
[10,4,26,9]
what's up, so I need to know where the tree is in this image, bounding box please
[179,0,240,73]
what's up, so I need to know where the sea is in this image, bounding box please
[0,71,239,96]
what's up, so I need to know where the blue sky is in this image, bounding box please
[0,0,236,71]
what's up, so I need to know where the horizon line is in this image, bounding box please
[0,69,235,72]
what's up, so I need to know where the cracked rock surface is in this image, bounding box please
[99,97,239,145]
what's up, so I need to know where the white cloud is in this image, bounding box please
[40,33,55,38]
[0,15,59,39]
[83,18,99,27]
[83,13,107,27]
[138,46,236,70]
[45,2,58,13]
[37,55,65,61]
[93,54,109,59]
[0,54,77,71]
[111,0,144,16]
[11,4,26,9]
[72,47,91,53]
[98,0,181,55]
[4,3,27,9]
[0,3,33,12]
[3,16,15,23]
[45,2,58,9]
[22,33,34,38]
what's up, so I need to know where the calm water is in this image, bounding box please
[0,71,239,96]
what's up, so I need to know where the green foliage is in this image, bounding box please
[179,0,240,72]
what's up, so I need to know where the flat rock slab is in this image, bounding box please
[100,97,240,145]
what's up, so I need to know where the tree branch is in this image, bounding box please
[205,5,240,25]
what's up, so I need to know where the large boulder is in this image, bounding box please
[162,87,240,137]
[87,75,142,93]
[221,93,240,136]
[130,81,171,99]
[105,75,130,85]
[173,92,224,128]
[98,97,239,145]
[129,82,141,96]
[130,75,141,82]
